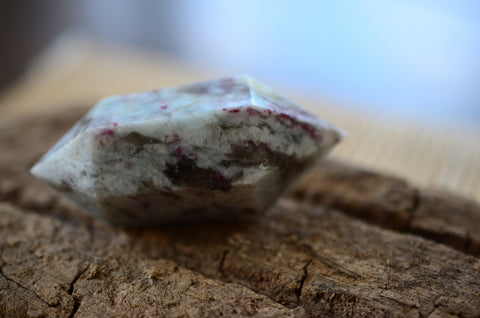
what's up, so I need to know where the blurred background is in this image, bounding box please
[0,0,479,200]
[1,0,479,128]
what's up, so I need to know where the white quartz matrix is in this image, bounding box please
[31,75,345,225]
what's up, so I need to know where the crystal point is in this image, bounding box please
[31,76,345,225]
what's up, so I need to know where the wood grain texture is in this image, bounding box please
[291,161,480,256]
[1,107,479,317]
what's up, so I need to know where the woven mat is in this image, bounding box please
[1,36,478,202]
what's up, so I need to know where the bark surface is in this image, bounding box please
[1,107,479,317]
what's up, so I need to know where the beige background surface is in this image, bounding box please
[1,36,478,202]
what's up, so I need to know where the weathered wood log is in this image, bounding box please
[1,107,479,317]
[291,161,480,256]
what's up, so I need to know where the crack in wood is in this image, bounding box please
[1,246,61,310]
[295,258,312,305]
[299,243,363,280]
[406,188,421,229]
[68,263,90,296]
[0,267,55,308]
[217,250,229,276]
[69,299,81,318]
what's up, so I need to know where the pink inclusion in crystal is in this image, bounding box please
[175,146,183,157]
[102,129,115,136]
[246,107,256,115]
[214,171,225,181]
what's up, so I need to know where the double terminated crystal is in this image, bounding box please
[31,76,344,225]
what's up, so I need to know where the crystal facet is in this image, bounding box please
[31,76,345,225]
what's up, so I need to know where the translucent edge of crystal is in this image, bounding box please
[241,74,348,142]
[335,126,348,141]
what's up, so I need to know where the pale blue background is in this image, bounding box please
[78,0,480,129]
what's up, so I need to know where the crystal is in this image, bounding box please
[31,76,345,225]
